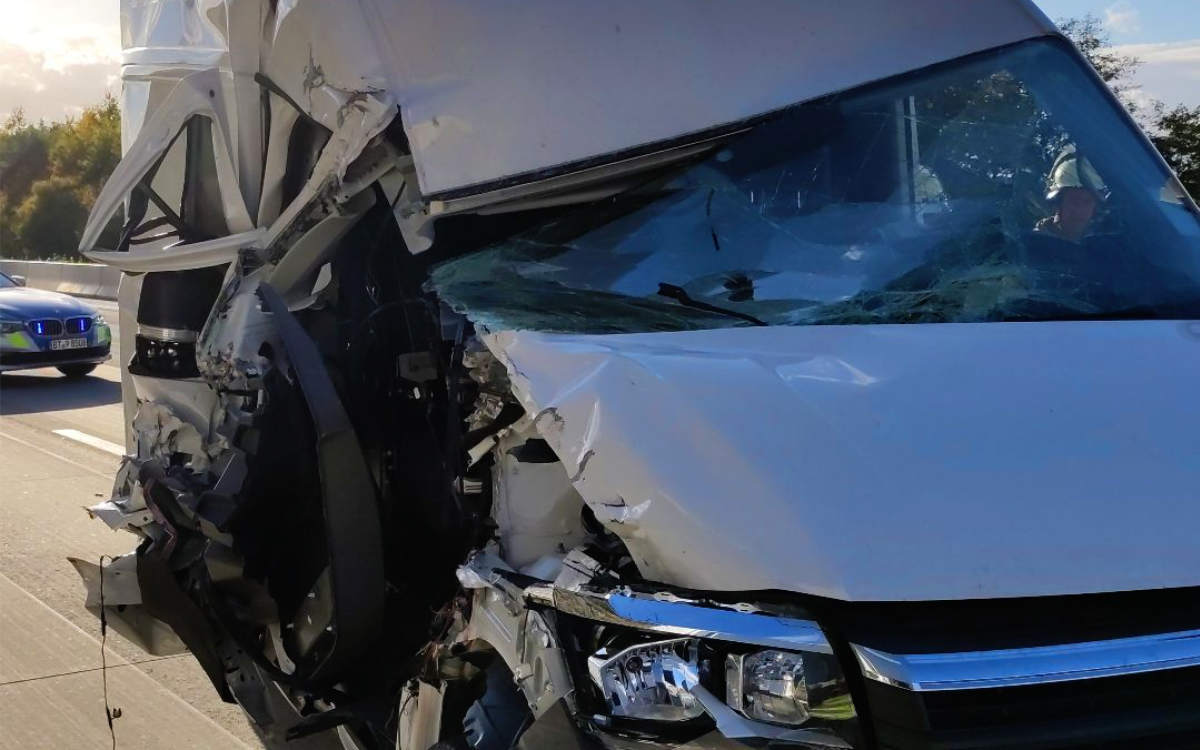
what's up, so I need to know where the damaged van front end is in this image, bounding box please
[77,1,1200,748]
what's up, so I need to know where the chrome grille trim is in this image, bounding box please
[853,628,1200,691]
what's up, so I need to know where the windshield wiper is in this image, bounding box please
[656,283,767,326]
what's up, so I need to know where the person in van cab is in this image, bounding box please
[1034,149,1107,243]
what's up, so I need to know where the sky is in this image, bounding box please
[1036,0,1200,111]
[0,1,1197,124]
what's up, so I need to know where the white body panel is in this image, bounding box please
[486,321,1200,601]
[364,0,1054,195]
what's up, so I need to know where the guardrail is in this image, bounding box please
[0,260,121,301]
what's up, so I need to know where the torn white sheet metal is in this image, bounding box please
[88,499,155,532]
[196,272,283,391]
[69,555,188,656]
[485,321,1200,601]
[133,401,221,473]
[87,230,265,273]
[363,0,1054,196]
[89,459,153,532]
[80,68,254,256]
[85,1,397,271]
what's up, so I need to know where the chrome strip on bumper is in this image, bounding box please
[528,582,834,654]
[852,628,1200,691]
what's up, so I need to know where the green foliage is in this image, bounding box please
[1151,104,1200,199]
[11,177,90,258]
[49,95,121,201]
[0,95,121,260]
[0,110,54,202]
[1058,15,1199,201]
[1057,15,1142,109]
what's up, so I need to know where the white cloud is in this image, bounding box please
[1111,39,1200,109]
[0,40,119,122]
[0,5,120,122]
[1104,2,1142,34]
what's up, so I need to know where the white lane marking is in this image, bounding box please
[0,432,114,479]
[52,429,125,457]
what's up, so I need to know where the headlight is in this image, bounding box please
[0,320,24,334]
[588,638,703,722]
[555,585,861,746]
[94,313,107,326]
[727,649,854,726]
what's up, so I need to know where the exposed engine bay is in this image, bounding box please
[73,2,1200,749]
[77,120,861,745]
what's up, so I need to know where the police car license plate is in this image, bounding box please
[50,337,88,351]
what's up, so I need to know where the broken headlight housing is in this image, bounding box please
[588,637,704,722]
[726,648,855,726]
[559,591,861,746]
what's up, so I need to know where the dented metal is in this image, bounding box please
[68,1,1200,748]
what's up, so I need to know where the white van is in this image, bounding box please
[77,1,1200,748]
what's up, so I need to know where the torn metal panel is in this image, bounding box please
[80,68,254,258]
[485,322,1200,601]
[89,459,153,533]
[266,189,375,304]
[132,401,221,473]
[196,270,282,393]
[86,231,264,272]
[69,556,188,657]
[263,0,394,135]
[455,553,575,718]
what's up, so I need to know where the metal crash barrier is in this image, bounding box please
[0,260,121,300]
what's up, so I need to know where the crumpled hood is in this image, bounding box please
[0,287,95,320]
[485,321,1200,601]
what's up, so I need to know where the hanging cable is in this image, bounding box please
[98,554,122,750]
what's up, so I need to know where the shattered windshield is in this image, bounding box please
[429,39,1200,334]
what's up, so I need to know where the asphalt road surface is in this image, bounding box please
[0,299,259,749]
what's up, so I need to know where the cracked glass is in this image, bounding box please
[430,39,1200,334]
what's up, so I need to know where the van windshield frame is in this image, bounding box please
[427,38,1200,334]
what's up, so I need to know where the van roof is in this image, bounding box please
[362,0,1057,197]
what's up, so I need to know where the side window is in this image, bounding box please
[118,117,228,251]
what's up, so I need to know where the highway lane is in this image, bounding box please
[0,298,259,748]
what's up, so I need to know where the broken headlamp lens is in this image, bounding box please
[726,648,855,727]
[587,638,704,722]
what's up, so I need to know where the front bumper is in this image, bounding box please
[517,701,777,750]
[0,344,111,371]
[464,552,1200,750]
[0,324,111,372]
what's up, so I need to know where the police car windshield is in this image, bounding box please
[429,38,1200,333]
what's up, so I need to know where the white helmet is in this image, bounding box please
[1046,150,1107,202]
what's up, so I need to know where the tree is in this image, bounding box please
[0,97,121,259]
[0,109,56,204]
[1151,104,1200,199]
[49,95,121,200]
[1059,14,1200,199]
[10,177,90,259]
[1057,15,1143,112]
